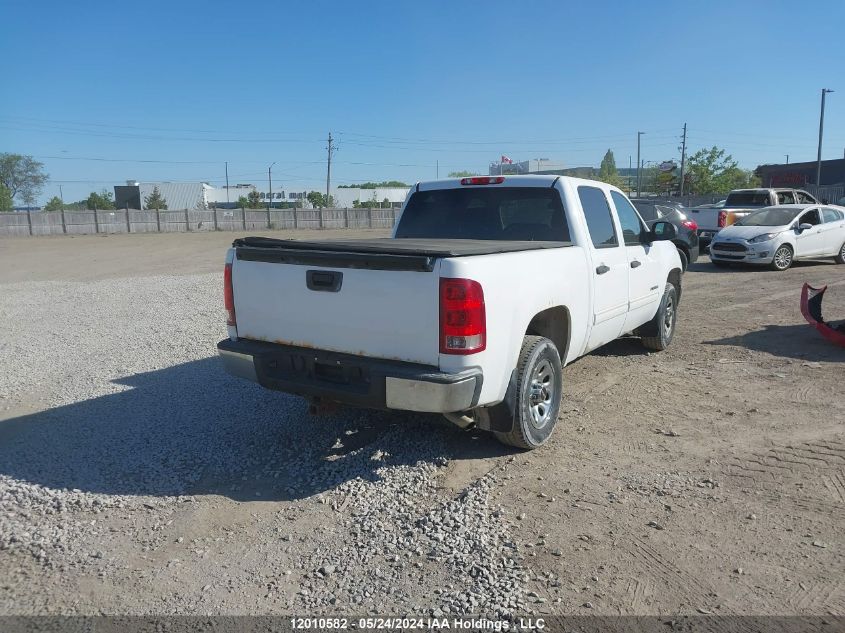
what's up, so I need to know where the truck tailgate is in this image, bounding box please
[232,253,441,366]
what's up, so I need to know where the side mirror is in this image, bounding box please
[649,220,677,242]
[798,223,813,231]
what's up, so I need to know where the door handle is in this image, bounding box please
[630,260,642,268]
[596,264,610,275]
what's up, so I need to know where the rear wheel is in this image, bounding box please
[770,244,793,271]
[494,336,562,450]
[641,283,678,351]
[835,241,845,264]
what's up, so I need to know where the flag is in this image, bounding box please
[501,155,513,164]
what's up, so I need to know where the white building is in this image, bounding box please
[488,158,566,176]
[330,186,410,208]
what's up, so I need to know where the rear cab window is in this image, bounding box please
[577,186,619,249]
[395,187,570,241]
[725,191,772,207]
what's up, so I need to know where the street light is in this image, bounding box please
[268,162,276,211]
[636,132,644,198]
[816,89,834,186]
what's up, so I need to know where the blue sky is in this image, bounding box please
[3,0,844,203]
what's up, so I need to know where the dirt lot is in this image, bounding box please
[0,231,843,617]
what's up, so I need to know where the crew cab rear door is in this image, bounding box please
[576,184,629,351]
[608,191,663,331]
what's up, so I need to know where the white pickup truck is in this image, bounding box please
[218,176,683,449]
[692,187,819,246]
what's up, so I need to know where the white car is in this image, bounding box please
[218,176,682,449]
[709,204,845,271]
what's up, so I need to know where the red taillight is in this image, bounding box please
[439,278,486,355]
[460,176,505,186]
[224,263,236,326]
[681,219,698,231]
[718,210,727,227]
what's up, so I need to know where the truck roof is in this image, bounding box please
[415,174,625,192]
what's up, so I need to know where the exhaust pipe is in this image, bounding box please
[443,411,476,430]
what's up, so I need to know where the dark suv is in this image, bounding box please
[633,200,700,271]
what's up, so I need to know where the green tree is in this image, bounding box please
[144,186,168,210]
[596,150,624,188]
[236,195,250,208]
[447,171,481,178]
[0,153,49,206]
[0,183,13,211]
[247,190,261,208]
[306,191,336,208]
[306,191,325,208]
[337,181,409,189]
[86,189,115,210]
[44,196,64,211]
[685,146,758,195]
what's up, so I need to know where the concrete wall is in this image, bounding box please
[0,208,399,237]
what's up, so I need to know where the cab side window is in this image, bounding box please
[578,186,618,248]
[778,191,796,204]
[797,191,816,204]
[611,191,646,245]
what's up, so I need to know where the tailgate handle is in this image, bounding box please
[306,270,343,292]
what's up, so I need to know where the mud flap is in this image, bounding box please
[800,283,845,347]
[476,370,517,432]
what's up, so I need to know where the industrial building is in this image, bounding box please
[755,158,845,188]
[488,158,566,176]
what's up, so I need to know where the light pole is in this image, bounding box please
[816,89,833,186]
[268,162,276,211]
[636,131,644,198]
[785,154,789,165]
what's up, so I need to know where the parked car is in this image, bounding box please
[218,175,683,449]
[633,200,699,270]
[690,188,819,247]
[709,204,845,271]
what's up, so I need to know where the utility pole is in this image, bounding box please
[436,160,439,179]
[636,132,644,198]
[268,162,275,211]
[816,89,834,186]
[59,184,64,207]
[679,123,687,197]
[225,162,230,204]
[326,132,335,204]
[785,154,789,164]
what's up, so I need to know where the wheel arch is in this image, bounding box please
[525,305,571,363]
[668,267,682,302]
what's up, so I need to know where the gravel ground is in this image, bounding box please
[0,231,843,616]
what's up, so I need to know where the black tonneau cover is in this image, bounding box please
[233,237,571,272]
[233,236,571,257]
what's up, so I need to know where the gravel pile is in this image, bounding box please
[0,272,527,614]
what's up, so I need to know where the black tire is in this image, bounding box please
[770,244,793,271]
[641,283,678,351]
[494,335,562,450]
[834,241,845,264]
[675,246,689,272]
[712,259,730,268]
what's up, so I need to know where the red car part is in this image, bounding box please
[800,283,845,347]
